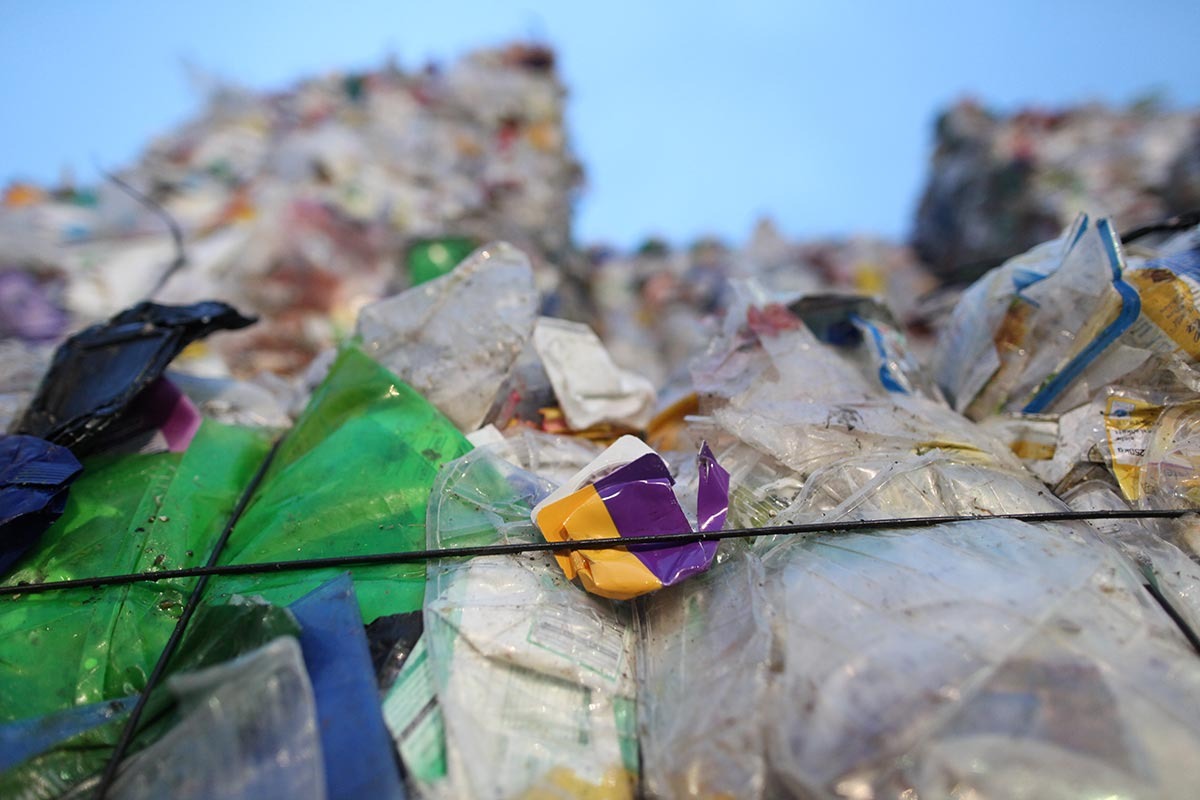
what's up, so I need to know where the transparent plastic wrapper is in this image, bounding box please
[1137,400,1200,509]
[422,447,638,799]
[636,548,772,800]
[934,214,1144,419]
[357,241,539,432]
[783,449,1061,526]
[787,294,942,401]
[694,289,1019,481]
[638,429,1200,797]
[1092,388,1200,509]
[491,426,603,487]
[108,637,324,800]
[757,517,1200,799]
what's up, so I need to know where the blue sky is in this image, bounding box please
[2,1,1199,247]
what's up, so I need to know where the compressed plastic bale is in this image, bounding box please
[1064,479,1200,637]
[208,345,471,623]
[357,241,539,433]
[107,637,324,800]
[758,517,1200,799]
[639,437,1200,798]
[912,100,1200,278]
[422,447,638,799]
[635,547,772,800]
[633,452,1056,800]
[645,276,1200,797]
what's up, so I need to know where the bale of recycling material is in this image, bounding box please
[0,43,584,381]
[913,98,1200,280]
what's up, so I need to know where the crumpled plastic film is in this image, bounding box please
[635,548,772,800]
[14,300,256,454]
[211,345,472,623]
[0,420,273,720]
[357,241,539,433]
[932,213,1143,418]
[423,446,638,800]
[757,517,1200,799]
[693,289,1017,481]
[531,436,729,600]
[532,317,656,430]
[108,637,325,800]
[775,449,1063,525]
[0,434,82,574]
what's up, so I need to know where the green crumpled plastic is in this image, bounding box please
[0,421,273,720]
[0,343,471,792]
[211,344,473,622]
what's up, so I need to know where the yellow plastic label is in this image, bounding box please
[1127,267,1200,360]
[1104,394,1160,501]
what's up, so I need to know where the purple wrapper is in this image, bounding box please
[592,446,729,587]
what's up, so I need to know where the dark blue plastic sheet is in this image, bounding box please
[290,574,406,800]
[0,434,82,573]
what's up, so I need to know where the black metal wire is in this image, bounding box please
[1120,209,1200,244]
[3,507,1189,599]
[1142,580,1200,657]
[91,437,282,800]
[97,166,188,299]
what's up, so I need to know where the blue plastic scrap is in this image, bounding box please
[289,574,407,800]
[0,696,135,772]
[0,434,83,574]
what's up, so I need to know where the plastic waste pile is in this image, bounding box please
[0,42,582,393]
[590,218,938,393]
[914,98,1200,279]
[5,42,1200,800]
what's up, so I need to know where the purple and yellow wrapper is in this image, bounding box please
[533,441,730,600]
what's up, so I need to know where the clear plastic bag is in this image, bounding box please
[109,637,324,800]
